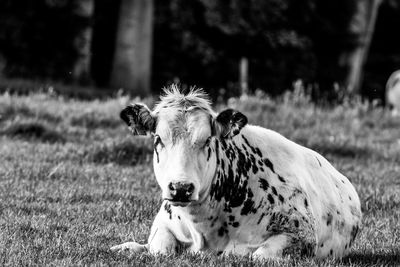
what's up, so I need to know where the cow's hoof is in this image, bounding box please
[110,242,148,253]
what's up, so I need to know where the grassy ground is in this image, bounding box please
[0,91,399,266]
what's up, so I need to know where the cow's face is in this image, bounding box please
[120,102,247,207]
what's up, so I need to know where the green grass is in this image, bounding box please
[1,91,400,266]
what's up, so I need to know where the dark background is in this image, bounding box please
[0,0,399,102]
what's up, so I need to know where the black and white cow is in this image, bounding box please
[111,85,362,259]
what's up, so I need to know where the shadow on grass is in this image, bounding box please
[343,251,400,266]
[0,105,62,123]
[306,142,371,159]
[69,113,121,129]
[88,138,153,165]
[1,121,66,143]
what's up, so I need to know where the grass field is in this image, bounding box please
[1,91,400,266]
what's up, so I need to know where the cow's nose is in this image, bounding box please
[168,182,195,202]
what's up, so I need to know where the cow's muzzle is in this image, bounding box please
[167,182,195,206]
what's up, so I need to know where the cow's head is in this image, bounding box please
[120,86,247,206]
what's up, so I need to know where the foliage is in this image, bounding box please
[0,0,89,79]
[153,0,317,96]
[0,0,399,100]
[1,91,400,265]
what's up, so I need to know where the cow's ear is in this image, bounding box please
[120,103,156,135]
[213,109,248,139]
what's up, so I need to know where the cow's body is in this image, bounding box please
[112,86,362,259]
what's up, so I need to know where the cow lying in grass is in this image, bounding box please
[111,85,362,259]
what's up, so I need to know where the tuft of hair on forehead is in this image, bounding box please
[153,84,214,114]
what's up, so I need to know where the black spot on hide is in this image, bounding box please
[220,159,225,170]
[252,164,258,174]
[263,158,275,173]
[259,178,269,191]
[326,213,333,226]
[316,157,322,167]
[271,186,278,195]
[257,213,266,224]
[218,226,228,237]
[242,135,263,157]
[164,202,172,220]
[218,227,224,236]
[154,148,159,163]
[215,140,220,165]
[304,198,309,208]
[207,147,212,161]
[255,147,263,158]
[240,188,256,215]
[267,194,275,205]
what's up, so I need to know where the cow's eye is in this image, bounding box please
[154,134,164,148]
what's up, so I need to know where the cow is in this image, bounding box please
[386,70,400,116]
[111,85,362,259]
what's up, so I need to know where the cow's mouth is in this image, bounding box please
[165,199,191,207]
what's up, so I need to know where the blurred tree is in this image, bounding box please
[0,0,398,102]
[363,0,400,101]
[0,0,92,81]
[304,0,383,99]
[110,0,154,96]
[339,0,382,94]
[152,0,315,97]
[72,0,94,84]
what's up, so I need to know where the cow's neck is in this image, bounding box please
[208,136,259,214]
[185,135,258,219]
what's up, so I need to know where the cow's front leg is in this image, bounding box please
[147,216,178,254]
[111,210,178,255]
[110,241,147,253]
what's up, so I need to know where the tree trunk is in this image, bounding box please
[110,0,154,97]
[339,0,382,94]
[239,57,249,95]
[72,0,94,84]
